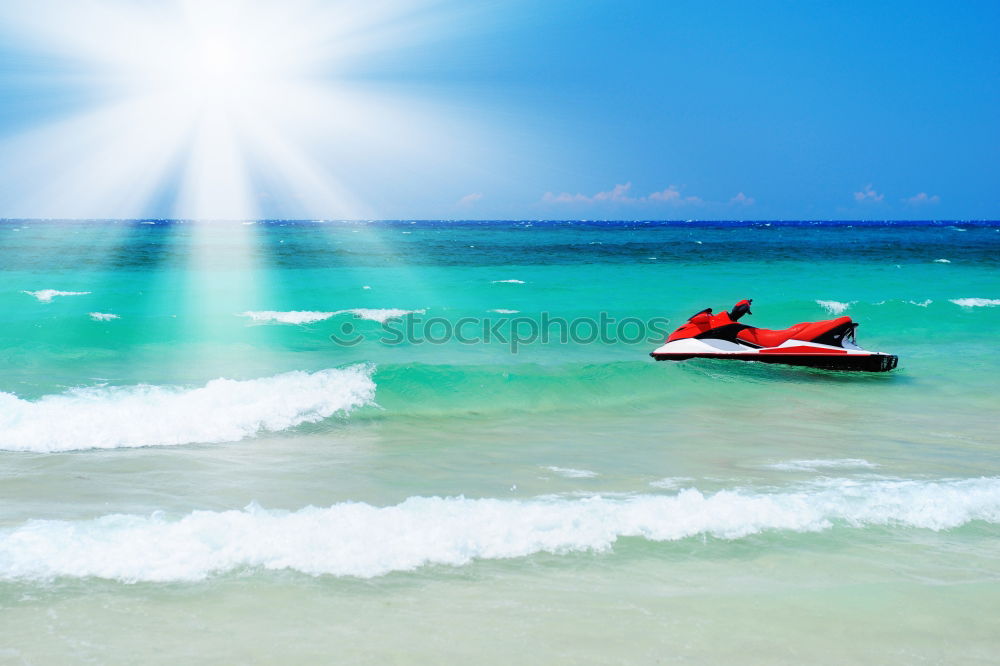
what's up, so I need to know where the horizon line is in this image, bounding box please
[1,218,997,224]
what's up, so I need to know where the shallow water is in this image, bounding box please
[1,220,999,663]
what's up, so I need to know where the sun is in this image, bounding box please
[163,36,264,112]
[201,42,238,79]
[135,5,301,113]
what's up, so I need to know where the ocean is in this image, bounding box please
[1,220,998,663]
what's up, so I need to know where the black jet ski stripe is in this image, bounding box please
[810,321,859,348]
[692,323,761,347]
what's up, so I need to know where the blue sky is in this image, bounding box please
[0,0,997,220]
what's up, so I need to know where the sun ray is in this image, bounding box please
[177,108,257,221]
[232,97,371,220]
[0,93,195,219]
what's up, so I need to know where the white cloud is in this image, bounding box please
[647,185,680,202]
[543,182,635,204]
[729,192,755,206]
[456,192,483,207]
[648,185,702,205]
[542,182,703,206]
[853,184,884,203]
[903,192,940,206]
[592,182,634,202]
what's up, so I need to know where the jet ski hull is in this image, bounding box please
[650,350,898,372]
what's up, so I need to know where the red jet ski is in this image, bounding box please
[650,299,898,372]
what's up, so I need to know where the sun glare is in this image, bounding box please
[202,42,237,78]
[168,38,260,108]
[0,0,495,221]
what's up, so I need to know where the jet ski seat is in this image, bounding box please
[737,316,852,348]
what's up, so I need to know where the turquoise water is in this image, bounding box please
[1,220,999,663]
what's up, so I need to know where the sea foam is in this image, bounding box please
[23,290,90,303]
[1,477,997,582]
[335,308,425,323]
[649,477,695,490]
[950,298,1000,308]
[239,309,424,325]
[816,300,853,315]
[0,366,376,452]
[544,466,599,478]
[763,459,878,472]
[89,312,120,321]
[239,311,335,324]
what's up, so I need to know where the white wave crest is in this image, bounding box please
[89,312,120,321]
[240,309,424,325]
[23,289,90,303]
[239,311,335,324]
[950,298,1000,308]
[490,309,520,314]
[649,477,695,490]
[0,366,376,452]
[933,258,951,263]
[492,279,525,284]
[763,459,878,472]
[2,477,997,582]
[335,308,425,323]
[907,300,933,307]
[816,300,853,315]
[544,466,599,479]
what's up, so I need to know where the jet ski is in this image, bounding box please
[650,299,898,372]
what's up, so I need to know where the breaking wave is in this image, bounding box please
[239,309,424,325]
[763,458,878,472]
[88,312,120,321]
[649,477,695,490]
[335,308,426,323]
[816,300,853,315]
[23,289,90,303]
[0,366,376,452]
[239,310,335,324]
[1,477,997,582]
[950,298,1000,308]
[544,466,599,478]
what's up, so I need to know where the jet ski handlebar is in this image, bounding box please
[729,299,752,321]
